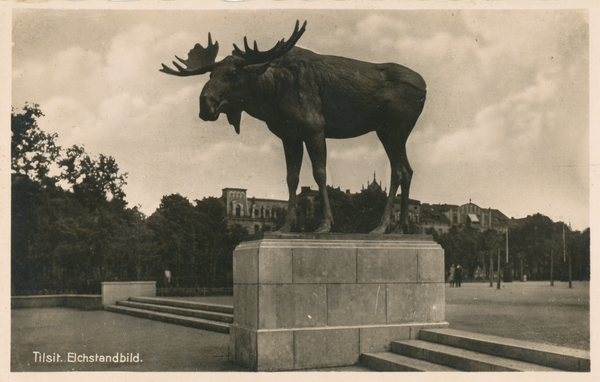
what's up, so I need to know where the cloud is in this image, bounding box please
[425,64,587,167]
[190,139,279,165]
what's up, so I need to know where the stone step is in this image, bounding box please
[116,300,233,323]
[361,352,458,372]
[391,340,560,371]
[419,328,590,372]
[104,304,230,334]
[129,296,233,314]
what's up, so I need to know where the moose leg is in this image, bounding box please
[305,133,333,233]
[394,148,413,234]
[369,164,399,234]
[276,139,304,233]
[371,132,411,234]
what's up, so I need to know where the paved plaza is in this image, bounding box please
[11,281,589,372]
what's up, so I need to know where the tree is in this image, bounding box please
[12,104,136,294]
[147,194,198,287]
[479,228,503,280]
[509,214,560,281]
[59,144,128,210]
[348,187,387,233]
[147,195,248,288]
[570,228,590,281]
[294,185,387,233]
[436,226,480,280]
[11,104,61,187]
[194,197,228,286]
[11,174,44,294]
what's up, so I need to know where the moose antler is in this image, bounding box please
[233,20,307,65]
[160,33,219,76]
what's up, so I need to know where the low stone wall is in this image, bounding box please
[157,287,233,297]
[11,295,102,310]
[101,281,156,306]
[12,281,158,310]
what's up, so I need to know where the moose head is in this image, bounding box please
[160,21,307,135]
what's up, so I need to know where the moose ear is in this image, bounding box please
[243,62,271,78]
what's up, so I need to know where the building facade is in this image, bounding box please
[220,188,287,234]
[419,201,509,234]
[419,204,456,234]
[445,202,509,233]
[220,181,509,235]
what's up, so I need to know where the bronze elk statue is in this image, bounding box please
[160,21,426,234]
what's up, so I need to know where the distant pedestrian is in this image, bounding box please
[455,264,463,287]
[165,269,171,284]
[448,264,456,287]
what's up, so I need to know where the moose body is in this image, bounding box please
[161,21,426,234]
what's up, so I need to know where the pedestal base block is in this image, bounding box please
[229,233,448,371]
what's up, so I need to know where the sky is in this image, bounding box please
[10,4,591,230]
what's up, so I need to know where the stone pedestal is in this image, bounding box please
[229,233,448,371]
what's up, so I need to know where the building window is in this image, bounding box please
[254,225,260,234]
[265,209,270,218]
[235,205,241,217]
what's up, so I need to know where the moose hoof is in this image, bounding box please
[391,226,407,235]
[369,225,387,235]
[275,223,293,234]
[314,222,331,234]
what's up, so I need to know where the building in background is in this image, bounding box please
[420,201,509,234]
[221,176,510,234]
[445,201,509,233]
[420,204,456,234]
[220,188,286,234]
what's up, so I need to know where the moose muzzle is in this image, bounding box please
[199,94,227,121]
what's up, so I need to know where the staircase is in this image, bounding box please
[104,297,233,334]
[361,328,590,372]
[104,300,590,372]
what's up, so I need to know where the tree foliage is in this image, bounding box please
[11,104,61,186]
[11,104,589,295]
[59,144,128,209]
[11,105,244,295]
[435,214,590,283]
[145,195,246,288]
[294,185,388,233]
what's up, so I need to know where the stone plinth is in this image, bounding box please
[101,281,156,306]
[229,233,448,371]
